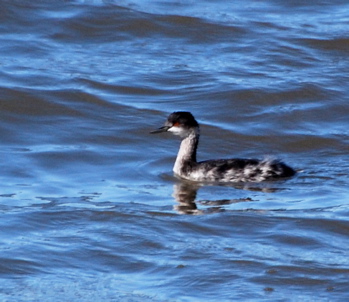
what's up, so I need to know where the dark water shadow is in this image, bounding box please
[172,182,255,215]
[171,179,287,215]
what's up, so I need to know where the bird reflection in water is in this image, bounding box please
[172,181,259,215]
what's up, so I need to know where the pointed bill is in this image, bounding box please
[150,126,171,134]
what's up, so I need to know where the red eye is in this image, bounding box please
[173,122,180,127]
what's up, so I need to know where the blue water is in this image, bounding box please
[1,0,349,301]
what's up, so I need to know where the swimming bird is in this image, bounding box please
[151,111,295,183]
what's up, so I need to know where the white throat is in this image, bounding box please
[173,127,200,176]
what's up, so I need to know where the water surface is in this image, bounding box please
[0,0,349,301]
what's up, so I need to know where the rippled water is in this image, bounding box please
[1,0,349,301]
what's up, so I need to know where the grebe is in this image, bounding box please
[151,111,295,183]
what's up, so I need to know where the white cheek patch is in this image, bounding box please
[168,126,183,136]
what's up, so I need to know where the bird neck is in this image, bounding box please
[173,128,199,175]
